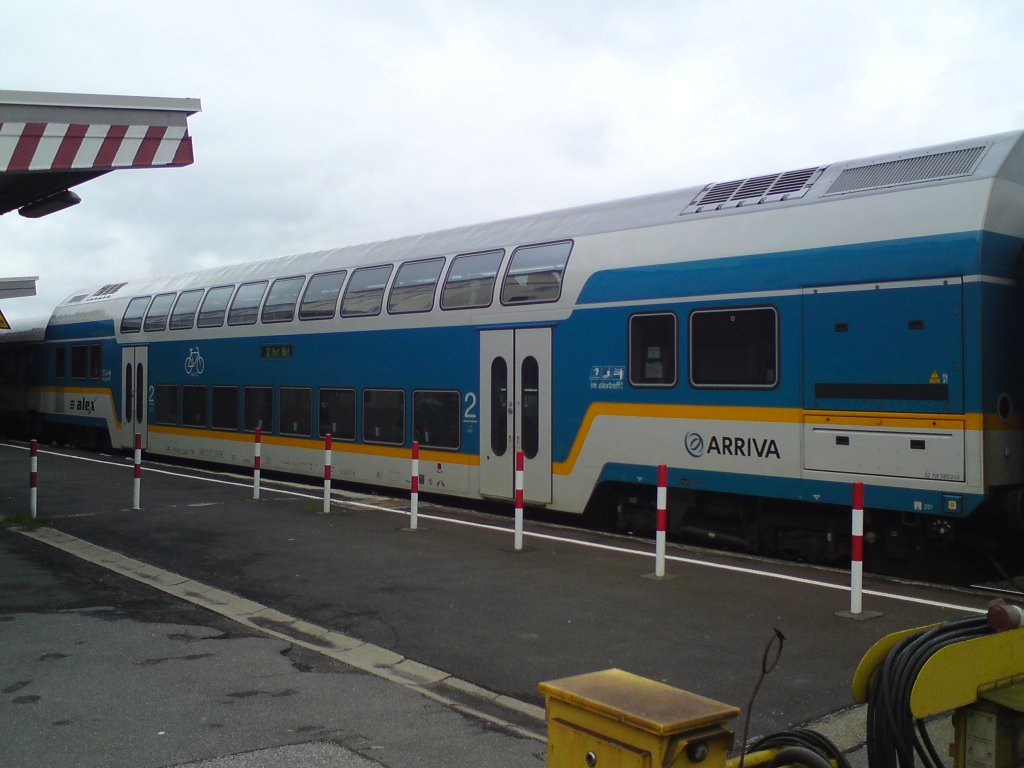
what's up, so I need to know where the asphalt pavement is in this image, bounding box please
[0,440,987,766]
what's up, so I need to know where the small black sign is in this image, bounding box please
[261,344,294,359]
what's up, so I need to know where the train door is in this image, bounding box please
[479,328,552,503]
[119,346,149,449]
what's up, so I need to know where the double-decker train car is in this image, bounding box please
[5,130,1024,564]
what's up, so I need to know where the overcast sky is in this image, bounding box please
[4,0,1024,324]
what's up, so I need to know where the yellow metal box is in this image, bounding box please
[538,668,740,768]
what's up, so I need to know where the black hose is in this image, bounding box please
[751,728,852,768]
[768,746,836,768]
[866,616,990,768]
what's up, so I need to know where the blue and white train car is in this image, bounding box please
[12,130,1024,560]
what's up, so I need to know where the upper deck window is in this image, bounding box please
[299,271,347,320]
[228,281,268,326]
[197,285,235,328]
[501,241,571,305]
[441,249,503,310]
[388,258,444,314]
[170,289,204,330]
[144,293,176,332]
[262,276,305,323]
[342,265,393,317]
[121,296,151,333]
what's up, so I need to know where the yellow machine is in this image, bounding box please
[539,608,1024,768]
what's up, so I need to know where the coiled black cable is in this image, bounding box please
[751,728,852,768]
[866,616,991,768]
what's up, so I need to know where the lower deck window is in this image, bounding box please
[280,387,312,436]
[211,386,238,430]
[182,385,207,427]
[690,306,778,387]
[71,345,88,379]
[154,385,178,426]
[319,388,356,440]
[629,313,677,386]
[363,389,404,444]
[413,390,460,449]
[243,386,273,431]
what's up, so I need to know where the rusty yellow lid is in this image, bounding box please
[538,668,740,737]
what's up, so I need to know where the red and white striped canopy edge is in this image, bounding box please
[0,121,194,172]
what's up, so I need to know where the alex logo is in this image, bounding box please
[68,397,96,414]
[685,431,781,459]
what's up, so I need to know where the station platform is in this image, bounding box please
[0,440,988,767]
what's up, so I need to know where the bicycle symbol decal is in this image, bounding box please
[185,346,205,377]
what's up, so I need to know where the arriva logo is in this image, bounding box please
[684,431,781,460]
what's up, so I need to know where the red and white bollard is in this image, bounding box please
[29,439,38,519]
[514,450,525,551]
[410,441,420,530]
[132,432,142,510]
[850,481,865,615]
[253,427,262,500]
[655,464,667,577]
[323,433,332,514]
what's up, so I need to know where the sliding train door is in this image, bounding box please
[119,346,149,449]
[479,328,552,503]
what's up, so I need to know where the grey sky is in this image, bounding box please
[4,0,1024,323]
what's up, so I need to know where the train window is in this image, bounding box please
[228,281,269,326]
[690,307,778,388]
[318,388,356,440]
[441,249,504,310]
[55,347,65,379]
[154,385,179,426]
[262,276,306,323]
[170,289,204,330]
[280,387,312,437]
[300,271,347,320]
[121,296,151,333]
[521,357,540,460]
[198,286,235,328]
[144,293,176,332]
[413,390,460,450]
[501,241,571,305]
[363,389,405,444]
[243,386,274,432]
[211,386,239,430]
[629,313,677,387]
[71,345,88,379]
[388,258,444,314]
[490,358,508,457]
[342,265,393,317]
[89,344,102,379]
[182,385,207,427]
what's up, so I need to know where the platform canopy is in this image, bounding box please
[0,89,201,218]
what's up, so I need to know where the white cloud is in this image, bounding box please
[4,0,1024,322]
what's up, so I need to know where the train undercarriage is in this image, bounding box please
[584,481,1024,587]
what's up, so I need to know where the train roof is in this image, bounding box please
[55,128,1024,309]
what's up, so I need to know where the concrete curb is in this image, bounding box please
[16,525,547,741]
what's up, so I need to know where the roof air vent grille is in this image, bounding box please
[88,282,127,300]
[825,145,987,196]
[683,166,824,215]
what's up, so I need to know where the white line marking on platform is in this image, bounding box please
[0,442,987,615]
